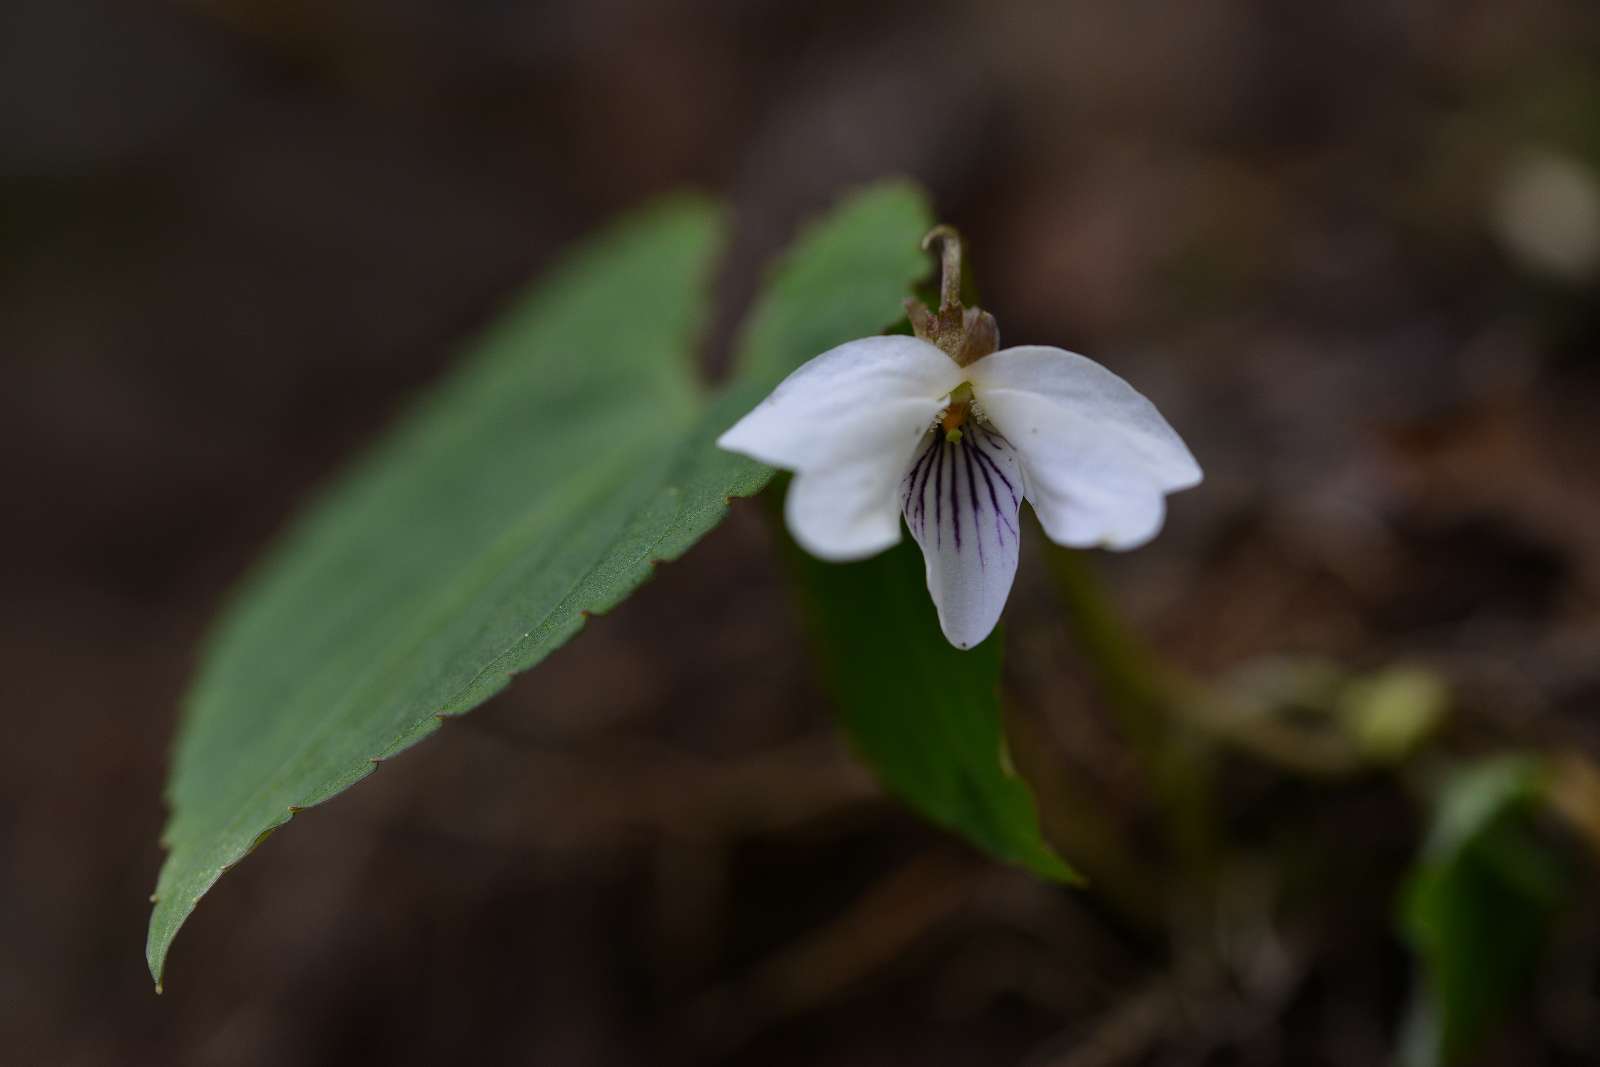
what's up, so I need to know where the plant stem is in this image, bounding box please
[1045,545,1367,782]
[1045,547,1218,867]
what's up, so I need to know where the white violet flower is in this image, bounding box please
[718,226,1201,650]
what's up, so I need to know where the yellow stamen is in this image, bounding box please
[941,401,968,437]
[939,382,975,442]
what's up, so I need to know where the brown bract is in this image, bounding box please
[906,225,1000,368]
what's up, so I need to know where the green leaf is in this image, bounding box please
[787,535,1078,883]
[148,181,935,986]
[733,182,931,384]
[1398,757,1567,1067]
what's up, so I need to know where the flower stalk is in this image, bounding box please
[926,223,964,312]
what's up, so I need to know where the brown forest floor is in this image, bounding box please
[4,1,1600,1064]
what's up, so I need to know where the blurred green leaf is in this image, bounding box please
[148,181,935,985]
[788,536,1077,883]
[733,183,931,383]
[1399,757,1566,1067]
[1339,664,1449,764]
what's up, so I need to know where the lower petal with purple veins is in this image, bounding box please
[898,426,1025,649]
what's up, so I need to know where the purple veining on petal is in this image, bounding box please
[901,432,939,535]
[944,438,960,553]
[913,435,938,533]
[901,428,1023,568]
[969,438,1006,547]
[971,429,1020,516]
[966,460,1017,543]
[981,425,1015,451]
[899,425,1026,649]
[961,441,985,567]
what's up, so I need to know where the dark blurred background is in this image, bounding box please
[6,1,1600,1064]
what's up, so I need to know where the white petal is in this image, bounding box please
[718,335,963,560]
[901,426,1024,649]
[717,334,962,468]
[967,346,1201,550]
